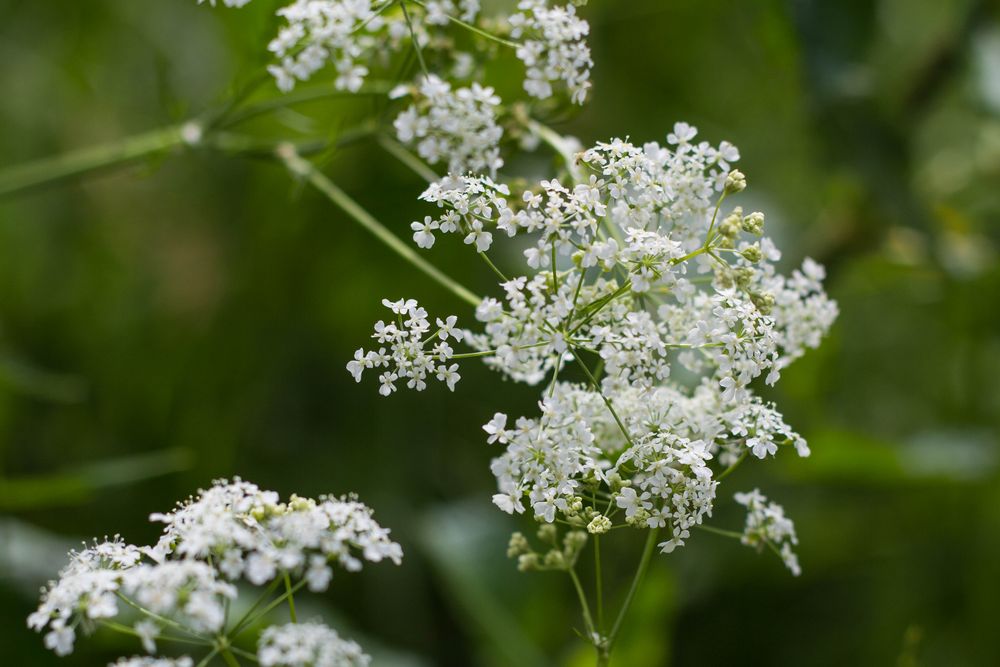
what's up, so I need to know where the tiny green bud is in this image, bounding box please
[537,523,558,545]
[720,207,743,240]
[724,169,747,194]
[740,243,762,263]
[742,211,765,235]
[751,291,775,314]
[543,549,566,569]
[517,553,540,572]
[587,515,612,535]
[507,531,530,558]
[734,266,755,288]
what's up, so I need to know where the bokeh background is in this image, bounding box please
[2,0,999,665]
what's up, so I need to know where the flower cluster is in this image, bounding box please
[734,489,801,576]
[354,123,835,574]
[258,622,370,666]
[347,298,463,395]
[393,75,504,177]
[266,0,407,93]
[509,0,593,103]
[28,480,401,665]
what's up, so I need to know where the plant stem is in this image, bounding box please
[594,535,604,634]
[606,528,660,654]
[568,567,596,638]
[276,144,481,307]
[283,572,298,623]
[717,449,749,481]
[376,134,439,183]
[0,125,188,198]
[569,346,634,448]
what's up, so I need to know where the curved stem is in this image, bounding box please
[276,144,481,307]
[606,528,660,653]
[0,125,187,198]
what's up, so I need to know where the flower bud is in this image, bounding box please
[724,169,747,194]
[587,515,612,534]
[742,211,765,235]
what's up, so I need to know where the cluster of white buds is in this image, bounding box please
[348,298,464,395]
[734,489,801,576]
[509,0,593,103]
[393,75,504,177]
[28,479,400,665]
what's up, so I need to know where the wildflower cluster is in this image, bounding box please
[347,297,463,395]
[258,622,369,666]
[393,75,504,176]
[734,489,801,576]
[253,0,592,106]
[510,0,593,103]
[352,122,835,573]
[28,479,400,665]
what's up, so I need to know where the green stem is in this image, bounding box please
[569,346,634,448]
[0,125,187,198]
[606,528,660,653]
[195,647,221,667]
[717,449,749,482]
[276,144,480,307]
[594,535,604,634]
[525,118,582,183]
[377,134,439,183]
[568,567,596,639]
[230,578,309,639]
[696,524,744,540]
[227,576,282,637]
[283,572,298,623]
[221,647,242,667]
[408,0,521,48]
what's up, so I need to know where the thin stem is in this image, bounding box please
[449,340,550,359]
[479,251,509,282]
[0,125,187,198]
[228,577,282,637]
[606,528,660,652]
[399,1,431,78]
[696,524,744,540]
[408,0,521,48]
[568,567,596,639]
[276,144,480,307]
[195,647,221,667]
[525,118,583,183]
[594,535,605,635]
[98,620,209,647]
[221,647,242,667]
[231,578,309,638]
[717,449,749,482]
[228,645,260,663]
[569,347,634,448]
[377,134,438,183]
[115,592,210,641]
[283,572,298,623]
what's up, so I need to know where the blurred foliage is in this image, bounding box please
[1,0,999,665]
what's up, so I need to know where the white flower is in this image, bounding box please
[395,75,504,176]
[509,1,593,103]
[349,299,463,395]
[483,413,509,444]
[258,622,370,667]
[735,489,800,576]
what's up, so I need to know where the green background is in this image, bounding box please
[1,0,999,665]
